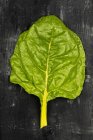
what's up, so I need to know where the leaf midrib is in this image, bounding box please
[44,39,52,99]
[45,40,51,88]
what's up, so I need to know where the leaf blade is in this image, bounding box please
[10,15,85,103]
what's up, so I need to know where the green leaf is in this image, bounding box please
[10,15,85,128]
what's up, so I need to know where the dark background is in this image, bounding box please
[0,0,93,139]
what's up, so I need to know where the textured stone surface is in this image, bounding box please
[0,0,93,139]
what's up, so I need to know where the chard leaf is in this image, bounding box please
[10,15,85,128]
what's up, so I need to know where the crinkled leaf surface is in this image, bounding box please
[10,15,85,104]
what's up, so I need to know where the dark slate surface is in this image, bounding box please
[0,0,93,139]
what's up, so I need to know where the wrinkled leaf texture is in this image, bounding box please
[10,15,85,103]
